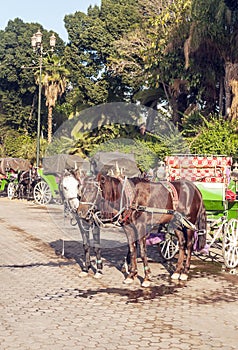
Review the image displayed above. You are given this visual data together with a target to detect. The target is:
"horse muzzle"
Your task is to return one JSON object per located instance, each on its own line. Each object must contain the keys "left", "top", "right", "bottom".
{"left": 68, "top": 197, "right": 80, "bottom": 211}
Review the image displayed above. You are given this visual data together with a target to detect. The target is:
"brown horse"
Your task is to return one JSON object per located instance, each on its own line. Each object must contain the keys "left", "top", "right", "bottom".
{"left": 94, "top": 174, "right": 207, "bottom": 286}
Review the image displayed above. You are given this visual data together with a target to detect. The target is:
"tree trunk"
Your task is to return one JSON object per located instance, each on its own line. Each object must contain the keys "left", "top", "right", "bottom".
{"left": 218, "top": 76, "right": 224, "bottom": 116}
{"left": 224, "top": 61, "right": 238, "bottom": 119}
{"left": 48, "top": 106, "right": 53, "bottom": 144}
{"left": 230, "top": 80, "right": 238, "bottom": 121}
{"left": 224, "top": 62, "right": 232, "bottom": 117}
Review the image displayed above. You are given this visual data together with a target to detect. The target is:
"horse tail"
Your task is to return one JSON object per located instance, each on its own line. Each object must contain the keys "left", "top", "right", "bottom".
{"left": 195, "top": 194, "right": 207, "bottom": 251}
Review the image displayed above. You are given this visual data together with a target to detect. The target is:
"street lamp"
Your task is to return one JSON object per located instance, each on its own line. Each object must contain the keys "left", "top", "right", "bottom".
{"left": 31, "top": 30, "right": 56, "bottom": 168}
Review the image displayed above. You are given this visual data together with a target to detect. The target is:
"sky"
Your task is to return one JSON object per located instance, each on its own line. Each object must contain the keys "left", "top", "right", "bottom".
{"left": 0, "top": 0, "right": 101, "bottom": 42}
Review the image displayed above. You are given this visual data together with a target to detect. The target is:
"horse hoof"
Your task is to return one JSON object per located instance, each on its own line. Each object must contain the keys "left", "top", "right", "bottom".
{"left": 180, "top": 273, "right": 188, "bottom": 281}
{"left": 142, "top": 280, "right": 151, "bottom": 288}
{"left": 123, "top": 277, "right": 134, "bottom": 284}
{"left": 79, "top": 271, "right": 89, "bottom": 278}
{"left": 94, "top": 271, "right": 103, "bottom": 279}
{"left": 171, "top": 272, "right": 180, "bottom": 280}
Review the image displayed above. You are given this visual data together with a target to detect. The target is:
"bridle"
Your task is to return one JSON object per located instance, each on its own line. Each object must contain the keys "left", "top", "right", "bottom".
{"left": 78, "top": 176, "right": 102, "bottom": 221}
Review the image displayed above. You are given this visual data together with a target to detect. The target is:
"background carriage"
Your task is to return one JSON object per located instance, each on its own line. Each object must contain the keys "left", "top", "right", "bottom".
{"left": 160, "top": 154, "right": 238, "bottom": 269}
{"left": 0, "top": 155, "right": 90, "bottom": 206}
{"left": 39, "top": 154, "right": 90, "bottom": 206}
{"left": 0, "top": 158, "right": 31, "bottom": 199}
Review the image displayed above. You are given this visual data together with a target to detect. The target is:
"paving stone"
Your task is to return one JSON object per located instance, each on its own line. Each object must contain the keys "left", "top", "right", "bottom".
{"left": 0, "top": 197, "right": 238, "bottom": 350}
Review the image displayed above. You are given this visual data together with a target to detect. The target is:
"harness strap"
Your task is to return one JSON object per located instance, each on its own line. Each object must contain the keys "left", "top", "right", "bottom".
{"left": 133, "top": 205, "right": 196, "bottom": 231}
{"left": 162, "top": 181, "right": 179, "bottom": 210}
{"left": 118, "top": 176, "right": 134, "bottom": 209}
{"left": 134, "top": 205, "right": 174, "bottom": 215}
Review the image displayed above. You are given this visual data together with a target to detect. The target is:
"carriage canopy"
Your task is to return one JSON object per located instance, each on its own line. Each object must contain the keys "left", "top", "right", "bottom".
{"left": 42, "top": 154, "right": 90, "bottom": 175}
{"left": 165, "top": 154, "right": 232, "bottom": 183}
{"left": 91, "top": 151, "right": 141, "bottom": 177}
{"left": 0, "top": 158, "right": 31, "bottom": 175}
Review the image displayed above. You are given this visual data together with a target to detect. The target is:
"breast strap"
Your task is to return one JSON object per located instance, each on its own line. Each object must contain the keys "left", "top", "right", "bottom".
{"left": 162, "top": 181, "right": 179, "bottom": 210}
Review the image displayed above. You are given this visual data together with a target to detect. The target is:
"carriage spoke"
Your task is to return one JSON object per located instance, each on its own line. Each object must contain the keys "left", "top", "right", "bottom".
{"left": 33, "top": 181, "right": 52, "bottom": 205}
{"left": 160, "top": 234, "right": 178, "bottom": 260}
{"left": 223, "top": 219, "right": 238, "bottom": 268}
{"left": 7, "top": 182, "right": 17, "bottom": 200}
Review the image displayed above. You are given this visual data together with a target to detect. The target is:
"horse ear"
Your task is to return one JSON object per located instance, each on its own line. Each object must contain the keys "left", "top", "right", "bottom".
{"left": 97, "top": 173, "right": 106, "bottom": 184}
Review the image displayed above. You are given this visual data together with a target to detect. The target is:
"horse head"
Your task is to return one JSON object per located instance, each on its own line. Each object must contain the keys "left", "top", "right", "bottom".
{"left": 77, "top": 176, "right": 101, "bottom": 220}
{"left": 97, "top": 174, "right": 121, "bottom": 201}
{"left": 61, "top": 171, "right": 81, "bottom": 211}
{"left": 97, "top": 173, "right": 126, "bottom": 220}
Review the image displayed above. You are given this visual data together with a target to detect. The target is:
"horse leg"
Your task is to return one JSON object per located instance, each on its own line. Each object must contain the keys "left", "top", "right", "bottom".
{"left": 121, "top": 246, "right": 131, "bottom": 274}
{"left": 78, "top": 219, "right": 91, "bottom": 277}
{"left": 83, "top": 241, "right": 91, "bottom": 273}
{"left": 180, "top": 230, "right": 194, "bottom": 281}
{"left": 20, "top": 185, "right": 24, "bottom": 199}
{"left": 171, "top": 230, "right": 186, "bottom": 280}
{"left": 123, "top": 226, "right": 138, "bottom": 284}
{"left": 92, "top": 225, "right": 103, "bottom": 279}
{"left": 17, "top": 184, "right": 22, "bottom": 199}
{"left": 139, "top": 236, "right": 151, "bottom": 287}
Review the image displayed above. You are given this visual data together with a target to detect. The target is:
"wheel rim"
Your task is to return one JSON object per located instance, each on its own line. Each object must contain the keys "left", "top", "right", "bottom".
{"left": 33, "top": 181, "right": 52, "bottom": 205}
{"left": 223, "top": 219, "right": 238, "bottom": 268}
{"left": 7, "top": 182, "right": 16, "bottom": 199}
{"left": 160, "top": 235, "right": 178, "bottom": 260}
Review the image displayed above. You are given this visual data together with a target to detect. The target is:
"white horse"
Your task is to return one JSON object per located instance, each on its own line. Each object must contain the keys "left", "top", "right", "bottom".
{"left": 61, "top": 170, "right": 103, "bottom": 278}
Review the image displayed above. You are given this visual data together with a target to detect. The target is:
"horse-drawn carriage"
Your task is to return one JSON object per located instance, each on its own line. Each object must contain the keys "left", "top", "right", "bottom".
{"left": 61, "top": 151, "right": 237, "bottom": 285}
{"left": 0, "top": 157, "right": 58, "bottom": 205}
{"left": 0, "top": 158, "right": 32, "bottom": 199}
{"left": 160, "top": 154, "right": 238, "bottom": 269}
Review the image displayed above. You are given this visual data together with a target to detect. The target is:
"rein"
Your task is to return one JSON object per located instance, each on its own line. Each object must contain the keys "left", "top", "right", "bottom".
{"left": 79, "top": 178, "right": 102, "bottom": 220}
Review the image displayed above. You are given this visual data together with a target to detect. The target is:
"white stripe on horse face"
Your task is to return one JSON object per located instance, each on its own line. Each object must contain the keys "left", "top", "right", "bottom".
{"left": 62, "top": 175, "right": 80, "bottom": 210}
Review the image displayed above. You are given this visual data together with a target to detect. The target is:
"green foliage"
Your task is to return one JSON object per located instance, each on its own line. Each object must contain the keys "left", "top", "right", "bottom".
{"left": 182, "top": 111, "right": 210, "bottom": 136}
{"left": 0, "top": 18, "right": 65, "bottom": 141}
{"left": 46, "top": 119, "right": 185, "bottom": 171}
{"left": 188, "top": 116, "right": 238, "bottom": 157}
{"left": 64, "top": 0, "right": 141, "bottom": 108}
{"left": 89, "top": 138, "right": 159, "bottom": 172}
{"left": 188, "top": 0, "right": 238, "bottom": 116}
{"left": 88, "top": 123, "right": 188, "bottom": 171}
{"left": 1, "top": 130, "right": 36, "bottom": 161}
{"left": 1, "top": 0, "right": 238, "bottom": 165}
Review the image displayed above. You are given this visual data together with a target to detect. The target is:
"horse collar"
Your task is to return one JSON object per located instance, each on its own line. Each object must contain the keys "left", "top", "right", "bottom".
{"left": 163, "top": 182, "right": 179, "bottom": 210}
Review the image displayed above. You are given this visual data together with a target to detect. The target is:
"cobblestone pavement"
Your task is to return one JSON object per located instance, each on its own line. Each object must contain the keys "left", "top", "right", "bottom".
{"left": 0, "top": 197, "right": 238, "bottom": 350}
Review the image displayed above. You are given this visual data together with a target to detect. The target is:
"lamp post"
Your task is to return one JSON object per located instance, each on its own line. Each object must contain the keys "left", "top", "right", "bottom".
{"left": 31, "top": 30, "right": 56, "bottom": 168}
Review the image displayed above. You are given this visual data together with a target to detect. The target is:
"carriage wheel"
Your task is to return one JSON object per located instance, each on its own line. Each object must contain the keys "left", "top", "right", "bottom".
{"left": 33, "top": 181, "right": 52, "bottom": 205}
{"left": 7, "top": 182, "right": 17, "bottom": 200}
{"left": 159, "top": 234, "right": 179, "bottom": 260}
{"left": 222, "top": 219, "right": 238, "bottom": 269}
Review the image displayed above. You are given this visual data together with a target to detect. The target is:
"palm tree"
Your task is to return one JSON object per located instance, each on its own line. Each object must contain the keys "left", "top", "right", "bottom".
{"left": 39, "top": 55, "right": 69, "bottom": 143}
{"left": 185, "top": 0, "right": 238, "bottom": 119}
